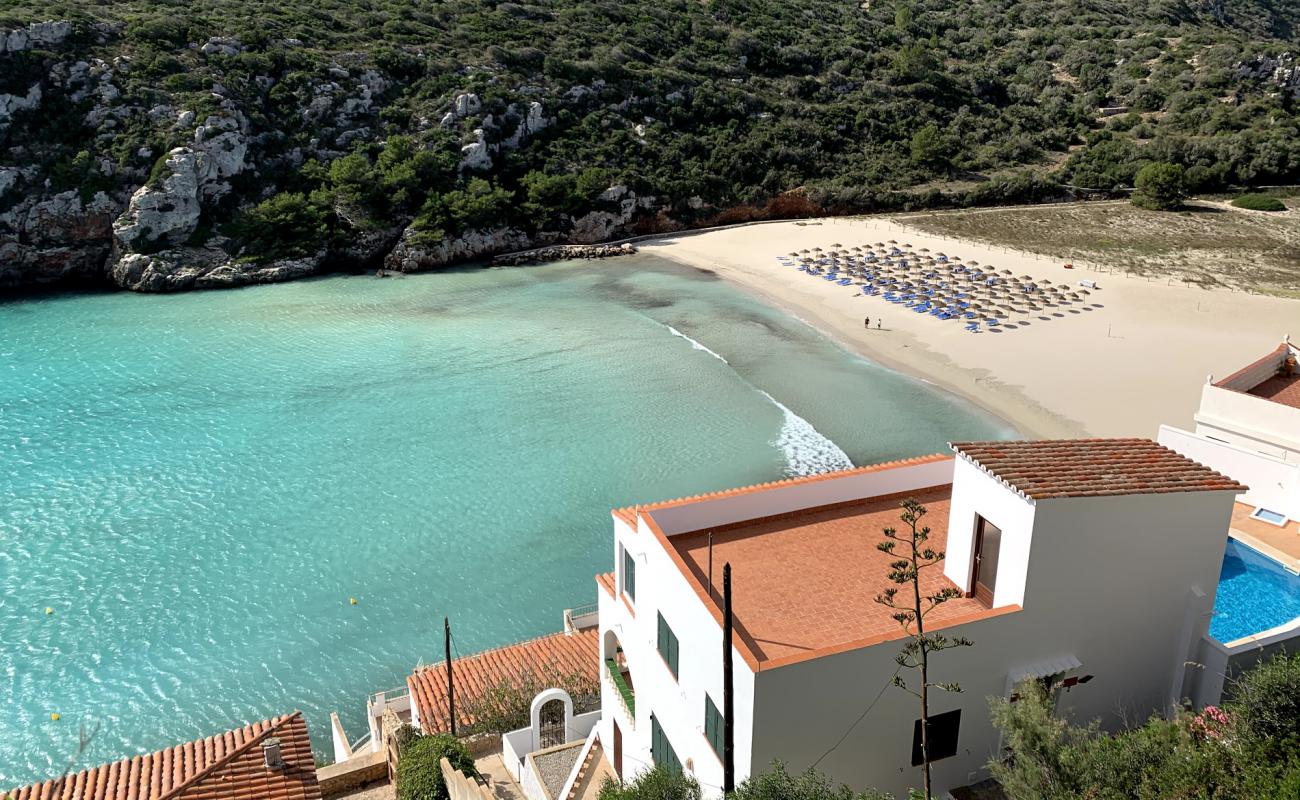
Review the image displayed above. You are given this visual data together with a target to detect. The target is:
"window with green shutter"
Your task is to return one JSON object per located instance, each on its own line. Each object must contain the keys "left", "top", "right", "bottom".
{"left": 622, "top": 547, "right": 636, "bottom": 602}
{"left": 651, "top": 713, "right": 682, "bottom": 774}
{"left": 657, "top": 612, "right": 679, "bottom": 679}
{"left": 704, "top": 695, "right": 724, "bottom": 759}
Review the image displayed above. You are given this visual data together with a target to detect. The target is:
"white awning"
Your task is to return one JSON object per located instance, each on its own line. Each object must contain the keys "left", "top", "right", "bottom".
{"left": 1009, "top": 654, "right": 1082, "bottom": 684}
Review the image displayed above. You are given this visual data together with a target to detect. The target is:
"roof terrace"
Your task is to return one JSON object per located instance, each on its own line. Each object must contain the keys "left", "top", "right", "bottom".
{"left": 667, "top": 484, "right": 1006, "bottom": 667}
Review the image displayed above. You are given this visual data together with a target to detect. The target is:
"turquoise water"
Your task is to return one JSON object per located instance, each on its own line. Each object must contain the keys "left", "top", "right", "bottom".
{"left": 1211, "top": 538, "right": 1300, "bottom": 643}
{"left": 0, "top": 256, "right": 1012, "bottom": 784}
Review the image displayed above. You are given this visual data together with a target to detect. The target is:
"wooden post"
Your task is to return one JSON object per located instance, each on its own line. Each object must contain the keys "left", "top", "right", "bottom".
{"left": 445, "top": 616, "right": 456, "bottom": 736}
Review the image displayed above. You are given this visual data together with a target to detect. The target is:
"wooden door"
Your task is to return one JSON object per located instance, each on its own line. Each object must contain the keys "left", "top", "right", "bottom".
{"left": 971, "top": 515, "right": 1002, "bottom": 606}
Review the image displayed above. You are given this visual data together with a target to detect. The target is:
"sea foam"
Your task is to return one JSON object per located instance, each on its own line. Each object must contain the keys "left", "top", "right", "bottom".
{"left": 662, "top": 323, "right": 853, "bottom": 477}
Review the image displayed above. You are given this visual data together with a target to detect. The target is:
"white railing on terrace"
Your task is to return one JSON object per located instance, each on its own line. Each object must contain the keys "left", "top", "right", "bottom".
{"left": 565, "top": 603, "right": 600, "bottom": 633}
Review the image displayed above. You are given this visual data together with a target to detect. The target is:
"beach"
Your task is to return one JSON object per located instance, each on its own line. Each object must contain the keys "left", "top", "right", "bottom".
{"left": 644, "top": 213, "right": 1300, "bottom": 439}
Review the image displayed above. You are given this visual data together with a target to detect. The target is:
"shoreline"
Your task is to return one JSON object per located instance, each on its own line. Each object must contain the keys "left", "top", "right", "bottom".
{"left": 641, "top": 214, "right": 1300, "bottom": 439}
{"left": 648, "top": 247, "right": 1072, "bottom": 440}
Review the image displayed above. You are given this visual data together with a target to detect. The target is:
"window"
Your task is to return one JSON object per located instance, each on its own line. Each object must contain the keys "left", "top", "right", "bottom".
{"left": 622, "top": 547, "right": 636, "bottom": 601}
{"left": 704, "top": 695, "right": 724, "bottom": 759}
{"left": 657, "top": 612, "right": 679, "bottom": 679}
{"left": 911, "top": 709, "right": 961, "bottom": 766}
{"left": 651, "top": 713, "right": 681, "bottom": 773}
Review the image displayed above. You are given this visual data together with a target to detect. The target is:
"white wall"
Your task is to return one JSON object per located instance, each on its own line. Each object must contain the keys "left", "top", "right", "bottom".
{"left": 1159, "top": 425, "right": 1298, "bottom": 518}
{"left": 748, "top": 489, "right": 1239, "bottom": 799}
{"left": 648, "top": 459, "right": 953, "bottom": 536}
{"left": 944, "top": 457, "right": 1037, "bottom": 607}
{"left": 600, "top": 514, "right": 758, "bottom": 797}
{"left": 1195, "top": 384, "right": 1300, "bottom": 462}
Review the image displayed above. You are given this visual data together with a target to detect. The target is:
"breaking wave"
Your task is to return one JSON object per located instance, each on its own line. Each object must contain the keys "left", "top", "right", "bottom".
{"left": 661, "top": 322, "right": 853, "bottom": 477}
{"left": 666, "top": 325, "right": 729, "bottom": 364}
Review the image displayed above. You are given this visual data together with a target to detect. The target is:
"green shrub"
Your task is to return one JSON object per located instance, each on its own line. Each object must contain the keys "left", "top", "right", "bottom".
{"left": 1229, "top": 651, "right": 1300, "bottom": 745}
{"left": 1231, "top": 193, "right": 1287, "bottom": 211}
{"left": 598, "top": 766, "right": 702, "bottom": 800}
{"left": 396, "top": 734, "right": 477, "bottom": 800}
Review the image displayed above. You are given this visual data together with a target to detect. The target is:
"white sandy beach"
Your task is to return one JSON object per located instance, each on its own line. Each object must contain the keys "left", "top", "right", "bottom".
{"left": 643, "top": 214, "right": 1300, "bottom": 439}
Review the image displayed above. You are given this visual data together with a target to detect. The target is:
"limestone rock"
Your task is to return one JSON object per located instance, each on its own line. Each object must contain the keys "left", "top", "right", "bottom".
{"left": 454, "top": 92, "right": 481, "bottom": 117}
{"left": 200, "top": 37, "right": 243, "bottom": 57}
{"left": 0, "top": 20, "right": 72, "bottom": 53}
{"left": 110, "top": 247, "right": 322, "bottom": 292}
{"left": 112, "top": 148, "right": 203, "bottom": 250}
{"left": 385, "top": 226, "right": 533, "bottom": 272}
{"left": 459, "top": 129, "right": 492, "bottom": 171}
{"left": 504, "top": 101, "right": 549, "bottom": 147}
{"left": 0, "top": 85, "right": 42, "bottom": 129}
{"left": 0, "top": 189, "right": 121, "bottom": 288}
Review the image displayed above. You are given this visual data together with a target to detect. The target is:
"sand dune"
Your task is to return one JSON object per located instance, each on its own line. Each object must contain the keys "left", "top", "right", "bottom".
{"left": 644, "top": 215, "right": 1299, "bottom": 439}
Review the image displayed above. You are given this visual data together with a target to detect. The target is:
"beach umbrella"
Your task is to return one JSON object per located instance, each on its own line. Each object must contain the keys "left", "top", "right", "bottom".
{"left": 1001, "top": 269, "right": 1014, "bottom": 275}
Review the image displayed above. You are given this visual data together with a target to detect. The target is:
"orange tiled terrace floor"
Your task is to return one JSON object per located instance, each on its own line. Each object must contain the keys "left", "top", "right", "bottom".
{"left": 670, "top": 485, "right": 1000, "bottom": 663}
{"left": 1230, "top": 501, "right": 1300, "bottom": 569}
{"left": 1248, "top": 373, "right": 1300, "bottom": 409}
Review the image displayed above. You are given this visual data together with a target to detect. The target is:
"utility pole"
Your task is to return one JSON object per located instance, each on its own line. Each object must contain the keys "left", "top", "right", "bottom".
{"left": 445, "top": 616, "right": 456, "bottom": 736}
{"left": 723, "top": 563, "right": 735, "bottom": 794}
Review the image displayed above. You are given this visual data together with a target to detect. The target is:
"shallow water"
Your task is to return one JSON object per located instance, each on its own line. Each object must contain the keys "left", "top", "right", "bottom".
{"left": 0, "top": 256, "right": 1011, "bottom": 783}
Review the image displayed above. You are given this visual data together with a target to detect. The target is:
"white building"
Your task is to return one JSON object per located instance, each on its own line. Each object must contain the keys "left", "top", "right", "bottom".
{"left": 594, "top": 439, "right": 1246, "bottom": 799}
{"left": 1158, "top": 336, "right": 1300, "bottom": 524}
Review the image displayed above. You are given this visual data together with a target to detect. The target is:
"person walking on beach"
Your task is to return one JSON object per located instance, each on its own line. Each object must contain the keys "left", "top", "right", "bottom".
{"left": 877, "top": 319, "right": 882, "bottom": 330}
{"left": 864, "top": 316, "right": 870, "bottom": 329}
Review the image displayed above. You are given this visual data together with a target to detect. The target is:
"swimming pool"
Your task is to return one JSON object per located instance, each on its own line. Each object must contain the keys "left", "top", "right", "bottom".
{"left": 1211, "top": 538, "right": 1300, "bottom": 643}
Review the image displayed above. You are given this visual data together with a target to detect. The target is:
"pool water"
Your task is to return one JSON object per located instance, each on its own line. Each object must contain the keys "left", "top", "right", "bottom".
{"left": 1210, "top": 538, "right": 1300, "bottom": 643}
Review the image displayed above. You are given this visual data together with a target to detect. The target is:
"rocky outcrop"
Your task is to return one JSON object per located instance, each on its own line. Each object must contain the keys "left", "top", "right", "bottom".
{"left": 570, "top": 185, "right": 657, "bottom": 243}
{"left": 112, "top": 148, "right": 204, "bottom": 250}
{"left": 0, "top": 85, "right": 42, "bottom": 130}
{"left": 0, "top": 189, "right": 121, "bottom": 288}
{"left": 384, "top": 227, "right": 535, "bottom": 272}
{"left": 492, "top": 243, "right": 636, "bottom": 266}
{"left": 110, "top": 247, "right": 321, "bottom": 292}
{"left": 0, "top": 20, "right": 72, "bottom": 53}
{"left": 459, "top": 128, "right": 492, "bottom": 171}
{"left": 1236, "top": 53, "right": 1300, "bottom": 98}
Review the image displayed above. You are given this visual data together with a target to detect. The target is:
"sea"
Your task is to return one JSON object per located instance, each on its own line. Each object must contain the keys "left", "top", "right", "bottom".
{"left": 0, "top": 255, "right": 1012, "bottom": 784}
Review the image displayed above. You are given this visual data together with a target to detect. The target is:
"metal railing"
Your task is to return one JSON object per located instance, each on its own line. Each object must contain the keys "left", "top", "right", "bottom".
{"left": 604, "top": 658, "right": 635, "bottom": 720}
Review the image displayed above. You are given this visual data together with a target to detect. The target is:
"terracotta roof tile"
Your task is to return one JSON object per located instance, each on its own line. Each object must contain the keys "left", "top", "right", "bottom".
{"left": 6, "top": 713, "right": 320, "bottom": 800}
{"left": 407, "top": 630, "right": 599, "bottom": 736}
{"left": 950, "top": 438, "right": 1249, "bottom": 500}
{"left": 596, "top": 572, "right": 615, "bottom": 599}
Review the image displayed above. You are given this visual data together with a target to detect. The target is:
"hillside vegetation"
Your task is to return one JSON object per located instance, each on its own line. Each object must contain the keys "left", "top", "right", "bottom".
{"left": 3, "top": 0, "right": 1300, "bottom": 290}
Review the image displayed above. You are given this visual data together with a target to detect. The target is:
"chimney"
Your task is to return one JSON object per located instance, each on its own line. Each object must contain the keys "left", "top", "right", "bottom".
{"left": 262, "top": 737, "right": 285, "bottom": 770}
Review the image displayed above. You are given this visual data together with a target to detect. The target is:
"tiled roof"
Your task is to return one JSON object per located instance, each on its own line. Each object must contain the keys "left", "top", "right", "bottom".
{"left": 6, "top": 713, "right": 320, "bottom": 800}
{"left": 407, "top": 629, "right": 599, "bottom": 736}
{"left": 951, "top": 438, "right": 1248, "bottom": 500}
{"left": 596, "top": 572, "right": 615, "bottom": 598}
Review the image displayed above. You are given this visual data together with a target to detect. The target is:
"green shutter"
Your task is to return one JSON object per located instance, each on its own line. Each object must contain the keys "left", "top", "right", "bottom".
{"left": 651, "top": 714, "right": 681, "bottom": 774}
{"left": 623, "top": 549, "right": 635, "bottom": 601}
{"left": 657, "top": 612, "right": 679, "bottom": 679}
{"left": 705, "top": 695, "right": 724, "bottom": 759}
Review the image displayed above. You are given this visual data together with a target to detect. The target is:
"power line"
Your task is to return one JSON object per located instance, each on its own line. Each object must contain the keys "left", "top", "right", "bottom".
{"left": 809, "top": 664, "right": 902, "bottom": 770}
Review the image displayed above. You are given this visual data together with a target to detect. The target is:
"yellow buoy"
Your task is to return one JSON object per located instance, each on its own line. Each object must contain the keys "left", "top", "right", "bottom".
{"left": 50, "top": 713, "right": 60, "bottom": 721}
{"left": 45, "top": 607, "right": 53, "bottom": 615}
{"left": 349, "top": 597, "right": 357, "bottom": 605}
